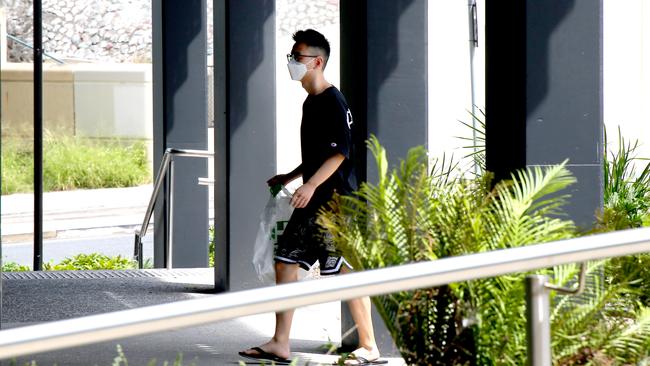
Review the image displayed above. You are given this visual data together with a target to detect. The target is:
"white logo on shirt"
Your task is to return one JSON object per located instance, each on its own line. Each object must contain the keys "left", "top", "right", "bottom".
{"left": 346, "top": 109, "right": 353, "bottom": 129}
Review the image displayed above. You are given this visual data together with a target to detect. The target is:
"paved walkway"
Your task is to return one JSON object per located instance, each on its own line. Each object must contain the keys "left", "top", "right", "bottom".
{"left": 1, "top": 185, "right": 155, "bottom": 242}
{"left": 1, "top": 269, "right": 404, "bottom": 365}
{"left": 0, "top": 188, "right": 405, "bottom": 365}
{"left": 2, "top": 269, "right": 403, "bottom": 366}
{"left": 1, "top": 184, "right": 215, "bottom": 243}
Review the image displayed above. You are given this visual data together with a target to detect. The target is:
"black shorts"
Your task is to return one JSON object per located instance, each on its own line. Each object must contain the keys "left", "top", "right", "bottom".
{"left": 274, "top": 208, "right": 352, "bottom": 275}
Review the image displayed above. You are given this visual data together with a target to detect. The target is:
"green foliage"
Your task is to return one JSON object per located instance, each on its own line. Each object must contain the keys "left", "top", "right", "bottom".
{"left": 1, "top": 261, "right": 31, "bottom": 272}
{"left": 1, "top": 133, "right": 151, "bottom": 195}
{"left": 113, "top": 344, "right": 129, "bottom": 366}
{"left": 551, "top": 262, "right": 650, "bottom": 365}
{"left": 209, "top": 225, "right": 215, "bottom": 267}
{"left": 43, "top": 253, "right": 135, "bottom": 271}
{"left": 319, "top": 136, "right": 650, "bottom": 365}
{"left": 2, "top": 253, "right": 138, "bottom": 272}
{"left": 605, "top": 253, "right": 650, "bottom": 309}
{"left": 457, "top": 107, "right": 486, "bottom": 174}
{"left": 598, "top": 127, "right": 650, "bottom": 231}
{"left": 595, "top": 127, "right": 650, "bottom": 325}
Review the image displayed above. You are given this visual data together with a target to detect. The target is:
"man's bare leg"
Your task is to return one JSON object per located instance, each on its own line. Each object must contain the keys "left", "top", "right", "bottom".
{"left": 341, "top": 266, "right": 380, "bottom": 361}
{"left": 241, "top": 261, "right": 298, "bottom": 359}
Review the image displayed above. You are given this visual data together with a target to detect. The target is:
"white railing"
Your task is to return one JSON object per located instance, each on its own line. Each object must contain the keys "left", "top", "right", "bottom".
{"left": 2, "top": 227, "right": 650, "bottom": 364}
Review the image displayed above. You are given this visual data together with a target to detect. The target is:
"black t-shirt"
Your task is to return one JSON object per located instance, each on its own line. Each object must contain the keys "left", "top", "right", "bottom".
{"left": 300, "top": 86, "right": 357, "bottom": 212}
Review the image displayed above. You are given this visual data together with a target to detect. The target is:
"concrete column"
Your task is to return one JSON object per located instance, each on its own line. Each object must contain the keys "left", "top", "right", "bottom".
{"left": 152, "top": 0, "right": 209, "bottom": 268}
{"left": 485, "top": 0, "right": 603, "bottom": 228}
{"left": 342, "top": 0, "right": 428, "bottom": 179}
{"left": 0, "top": 6, "right": 7, "bottom": 63}
{"left": 213, "top": 0, "right": 276, "bottom": 291}
{"left": 340, "top": 0, "right": 427, "bottom": 354}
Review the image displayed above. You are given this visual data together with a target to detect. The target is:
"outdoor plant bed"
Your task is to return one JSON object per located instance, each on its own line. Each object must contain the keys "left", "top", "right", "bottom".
{"left": 319, "top": 136, "right": 650, "bottom": 365}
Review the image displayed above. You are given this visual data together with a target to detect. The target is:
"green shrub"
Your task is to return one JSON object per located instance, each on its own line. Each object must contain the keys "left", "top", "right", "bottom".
{"left": 209, "top": 225, "right": 215, "bottom": 267}
{"left": 595, "top": 128, "right": 650, "bottom": 319}
{"left": 597, "top": 127, "right": 650, "bottom": 231}
{"left": 43, "top": 253, "right": 136, "bottom": 271}
{"left": 319, "top": 136, "right": 650, "bottom": 365}
{"left": 1, "top": 133, "right": 151, "bottom": 195}
{"left": 2, "top": 253, "right": 137, "bottom": 272}
{"left": 1, "top": 261, "right": 31, "bottom": 272}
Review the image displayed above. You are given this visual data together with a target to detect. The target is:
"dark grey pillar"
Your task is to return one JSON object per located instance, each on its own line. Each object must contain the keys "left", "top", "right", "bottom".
{"left": 153, "top": 0, "right": 209, "bottom": 268}
{"left": 212, "top": 0, "right": 228, "bottom": 292}
{"left": 340, "top": 0, "right": 427, "bottom": 355}
{"left": 342, "top": 0, "right": 428, "bottom": 179}
{"left": 213, "top": 0, "right": 276, "bottom": 291}
{"left": 485, "top": 0, "right": 603, "bottom": 228}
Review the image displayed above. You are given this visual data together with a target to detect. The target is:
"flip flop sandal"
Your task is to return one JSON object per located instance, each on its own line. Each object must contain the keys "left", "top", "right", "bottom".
{"left": 239, "top": 346, "right": 292, "bottom": 365}
{"left": 334, "top": 354, "right": 389, "bottom": 366}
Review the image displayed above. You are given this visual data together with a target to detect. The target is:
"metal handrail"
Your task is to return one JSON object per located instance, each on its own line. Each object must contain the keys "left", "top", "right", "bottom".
{"left": 133, "top": 148, "right": 214, "bottom": 269}
{"left": 1, "top": 227, "right": 649, "bottom": 361}
{"left": 6, "top": 34, "right": 66, "bottom": 64}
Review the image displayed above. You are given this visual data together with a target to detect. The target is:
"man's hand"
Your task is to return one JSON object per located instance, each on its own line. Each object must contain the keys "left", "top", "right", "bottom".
{"left": 291, "top": 182, "right": 316, "bottom": 208}
{"left": 266, "top": 174, "right": 290, "bottom": 187}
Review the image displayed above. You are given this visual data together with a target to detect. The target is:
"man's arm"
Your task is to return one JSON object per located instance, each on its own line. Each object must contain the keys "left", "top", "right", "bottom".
{"left": 291, "top": 153, "right": 345, "bottom": 208}
{"left": 267, "top": 164, "right": 303, "bottom": 186}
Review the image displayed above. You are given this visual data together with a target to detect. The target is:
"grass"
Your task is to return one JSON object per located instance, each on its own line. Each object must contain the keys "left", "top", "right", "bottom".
{"left": 1, "top": 133, "right": 151, "bottom": 195}
{"left": 2, "top": 253, "right": 138, "bottom": 272}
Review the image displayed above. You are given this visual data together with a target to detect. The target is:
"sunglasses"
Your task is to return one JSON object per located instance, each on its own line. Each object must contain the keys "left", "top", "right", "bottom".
{"left": 286, "top": 52, "right": 319, "bottom": 62}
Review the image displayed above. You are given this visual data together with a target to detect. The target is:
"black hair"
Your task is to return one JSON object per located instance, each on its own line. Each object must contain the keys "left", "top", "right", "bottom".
{"left": 292, "top": 29, "right": 330, "bottom": 68}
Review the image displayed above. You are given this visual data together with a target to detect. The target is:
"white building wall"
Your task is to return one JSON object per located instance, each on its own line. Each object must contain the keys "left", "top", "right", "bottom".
{"left": 604, "top": 0, "right": 650, "bottom": 165}
{"left": 427, "top": 1, "right": 485, "bottom": 168}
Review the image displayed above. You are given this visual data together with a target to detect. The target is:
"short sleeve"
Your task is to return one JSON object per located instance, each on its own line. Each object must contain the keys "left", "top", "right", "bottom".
{"left": 323, "top": 94, "right": 353, "bottom": 159}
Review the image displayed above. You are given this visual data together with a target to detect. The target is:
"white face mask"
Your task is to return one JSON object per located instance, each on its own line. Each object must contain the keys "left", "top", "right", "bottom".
{"left": 287, "top": 58, "right": 314, "bottom": 81}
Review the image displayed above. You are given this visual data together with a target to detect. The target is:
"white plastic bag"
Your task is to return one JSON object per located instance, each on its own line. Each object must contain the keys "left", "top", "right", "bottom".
{"left": 252, "top": 186, "right": 294, "bottom": 284}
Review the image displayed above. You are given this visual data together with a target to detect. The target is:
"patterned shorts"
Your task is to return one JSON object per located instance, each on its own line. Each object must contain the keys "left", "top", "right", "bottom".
{"left": 274, "top": 208, "right": 352, "bottom": 275}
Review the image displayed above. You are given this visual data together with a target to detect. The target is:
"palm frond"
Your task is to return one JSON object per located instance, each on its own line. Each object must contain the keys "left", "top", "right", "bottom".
{"left": 317, "top": 136, "right": 650, "bottom": 365}
{"left": 603, "top": 307, "right": 650, "bottom": 363}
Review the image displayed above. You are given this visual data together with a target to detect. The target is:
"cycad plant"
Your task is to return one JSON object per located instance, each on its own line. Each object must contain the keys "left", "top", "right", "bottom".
{"left": 318, "top": 136, "right": 650, "bottom": 365}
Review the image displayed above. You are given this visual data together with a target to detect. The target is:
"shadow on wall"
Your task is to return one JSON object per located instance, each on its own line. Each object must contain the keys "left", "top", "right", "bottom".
{"left": 526, "top": 0, "right": 575, "bottom": 118}
{"left": 162, "top": 0, "right": 206, "bottom": 136}
{"left": 485, "top": 0, "right": 577, "bottom": 182}
{"left": 341, "top": 0, "right": 425, "bottom": 182}
{"left": 228, "top": 0, "right": 275, "bottom": 132}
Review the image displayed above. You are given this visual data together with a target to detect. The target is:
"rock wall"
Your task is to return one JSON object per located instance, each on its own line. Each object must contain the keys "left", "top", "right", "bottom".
{"left": 3, "top": 0, "right": 338, "bottom": 63}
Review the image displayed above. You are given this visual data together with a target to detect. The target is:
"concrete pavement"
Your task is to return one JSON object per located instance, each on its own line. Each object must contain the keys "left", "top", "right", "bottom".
{"left": 0, "top": 187, "right": 405, "bottom": 365}
{"left": 1, "top": 184, "right": 215, "bottom": 242}
{"left": 1, "top": 269, "right": 405, "bottom": 365}
{"left": 1, "top": 185, "right": 155, "bottom": 243}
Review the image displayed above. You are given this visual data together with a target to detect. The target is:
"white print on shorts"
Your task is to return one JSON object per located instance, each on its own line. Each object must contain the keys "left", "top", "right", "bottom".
{"left": 325, "top": 256, "right": 338, "bottom": 269}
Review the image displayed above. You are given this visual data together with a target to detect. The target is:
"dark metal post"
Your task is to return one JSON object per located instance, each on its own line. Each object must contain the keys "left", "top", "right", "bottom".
{"left": 212, "top": 0, "right": 229, "bottom": 292}
{"left": 33, "top": 0, "right": 43, "bottom": 271}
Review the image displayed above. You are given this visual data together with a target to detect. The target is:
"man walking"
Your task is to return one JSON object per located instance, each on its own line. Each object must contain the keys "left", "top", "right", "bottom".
{"left": 239, "top": 29, "right": 385, "bottom": 366}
